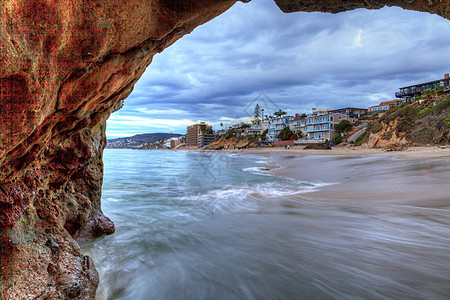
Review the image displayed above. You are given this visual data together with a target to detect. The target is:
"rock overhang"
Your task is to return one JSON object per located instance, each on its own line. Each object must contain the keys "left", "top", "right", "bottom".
{"left": 0, "top": 0, "right": 448, "bottom": 298}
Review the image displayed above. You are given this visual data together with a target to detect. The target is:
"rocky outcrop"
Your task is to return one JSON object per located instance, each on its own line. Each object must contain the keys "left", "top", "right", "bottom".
{"left": 363, "top": 96, "right": 450, "bottom": 148}
{"left": 1, "top": 0, "right": 449, "bottom": 298}
{"left": 303, "top": 143, "right": 332, "bottom": 150}
{"left": 204, "top": 136, "right": 260, "bottom": 150}
{"left": 274, "top": 0, "right": 450, "bottom": 17}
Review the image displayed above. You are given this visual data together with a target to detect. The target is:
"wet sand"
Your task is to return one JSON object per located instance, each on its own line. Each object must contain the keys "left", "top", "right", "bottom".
{"left": 259, "top": 152, "right": 450, "bottom": 298}
{"left": 236, "top": 145, "right": 450, "bottom": 159}
{"left": 270, "top": 152, "right": 450, "bottom": 203}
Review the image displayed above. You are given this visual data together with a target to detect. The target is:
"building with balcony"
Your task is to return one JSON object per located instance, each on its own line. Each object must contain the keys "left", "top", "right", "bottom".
{"left": 304, "top": 112, "right": 352, "bottom": 141}
{"left": 395, "top": 73, "right": 450, "bottom": 103}
{"left": 245, "top": 121, "right": 269, "bottom": 136}
{"left": 329, "top": 107, "right": 368, "bottom": 118}
{"left": 198, "top": 134, "right": 216, "bottom": 147}
{"left": 368, "top": 100, "right": 400, "bottom": 113}
{"left": 267, "top": 116, "right": 295, "bottom": 142}
{"left": 186, "top": 122, "right": 212, "bottom": 148}
{"left": 311, "top": 108, "right": 335, "bottom": 116}
{"left": 289, "top": 114, "right": 307, "bottom": 136}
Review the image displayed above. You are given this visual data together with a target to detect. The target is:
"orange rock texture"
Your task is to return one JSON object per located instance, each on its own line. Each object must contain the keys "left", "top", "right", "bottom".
{"left": 0, "top": 0, "right": 449, "bottom": 298}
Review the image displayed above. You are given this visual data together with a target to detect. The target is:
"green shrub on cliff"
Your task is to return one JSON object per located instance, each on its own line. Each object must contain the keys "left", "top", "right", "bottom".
{"left": 330, "top": 134, "right": 343, "bottom": 145}
{"left": 278, "top": 126, "right": 293, "bottom": 141}
{"left": 433, "top": 97, "right": 450, "bottom": 114}
{"left": 383, "top": 105, "right": 419, "bottom": 133}
{"left": 355, "top": 131, "right": 367, "bottom": 146}
{"left": 334, "top": 120, "right": 352, "bottom": 133}
{"left": 356, "top": 95, "right": 450, "bottom": 146}
{"left": 421, "top": 86, "right": 444, "bottom": 99}
{"left": 260, "top": 129, "right": 268, "bottom": 141}
{"left": 444, "top": 118, "right": 450, "bottom": 129}
{"left": 418, "top": 107, "right": 432, "bottom": 118}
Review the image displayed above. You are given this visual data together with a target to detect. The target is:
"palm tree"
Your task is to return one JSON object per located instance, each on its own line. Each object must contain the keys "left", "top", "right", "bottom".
{"left": 273, "top": 109, "right": 287, "bottom": 118}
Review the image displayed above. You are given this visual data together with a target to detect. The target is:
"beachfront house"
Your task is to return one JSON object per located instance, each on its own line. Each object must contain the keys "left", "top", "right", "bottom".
{"left": 245, "top": 121, "right": 269, "bottom": 136}
{"left": 329, "top": 107, "right": 368, "bottom": 118}
{"left": 289, "top": 114, "right": 307, "bottom": 136}
{"left": 368, "top": 100, "right": 400, "bottom": 113}
{"left": 311, "top": 108, "right": 335, "bottom": 116}
{"left": 395, "top": 73, "right": 450, "bottom": 103}
{"left": 304, "top": 112, "right": 353, "bottom": 142}
{"left": 267, "top": 116, "right": 295, "bottom": 142}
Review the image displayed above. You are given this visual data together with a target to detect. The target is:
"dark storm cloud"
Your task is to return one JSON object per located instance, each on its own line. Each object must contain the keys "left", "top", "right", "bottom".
{"left": 106, "top": 0, "right": 450, "bottom": 137}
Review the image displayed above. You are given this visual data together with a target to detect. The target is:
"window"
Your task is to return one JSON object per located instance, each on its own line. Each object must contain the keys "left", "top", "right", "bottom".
{"left": 339, "top": 116, "right": 342, "bottom": 120}
{"left": 330, "top": 116, "right": 333, "bottom": 121}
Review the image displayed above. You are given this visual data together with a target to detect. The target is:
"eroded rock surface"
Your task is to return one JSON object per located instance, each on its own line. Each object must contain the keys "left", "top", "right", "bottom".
{"left": 0, "top": 0, "right": 448, "bottom": 298}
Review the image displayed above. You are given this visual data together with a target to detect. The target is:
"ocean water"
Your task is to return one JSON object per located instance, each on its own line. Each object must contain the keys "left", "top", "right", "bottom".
{"left": 82, "top": 149, "right": 450, "bottom": 300}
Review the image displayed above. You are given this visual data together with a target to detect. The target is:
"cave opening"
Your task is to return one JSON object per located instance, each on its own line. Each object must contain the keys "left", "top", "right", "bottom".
{"left": 105, "top": 1, "right": 450, "bottom": 139}
{"left": 88, "top": 2, "right": 450, "bottom": 299}
{"left": 2, "top": 0, "right": 450, "bottom": 299}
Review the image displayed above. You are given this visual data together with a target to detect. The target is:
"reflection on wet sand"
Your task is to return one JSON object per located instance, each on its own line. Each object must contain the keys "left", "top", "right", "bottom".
{"left": 83, "top": 150, "right": 450, "bottom": 299}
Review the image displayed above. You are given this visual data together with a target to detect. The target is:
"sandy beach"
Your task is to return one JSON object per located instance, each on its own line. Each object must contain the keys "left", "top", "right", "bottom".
{"left": 188, "top": 145, "right": 450, "bottom": 159}
{"left": 236, "top": 145, "right": 450, "bottom": 204}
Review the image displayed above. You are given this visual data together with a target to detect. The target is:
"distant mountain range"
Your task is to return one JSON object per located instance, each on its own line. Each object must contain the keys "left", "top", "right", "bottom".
{"left": 106, "top": 133, "right": 183, "bottom": 149}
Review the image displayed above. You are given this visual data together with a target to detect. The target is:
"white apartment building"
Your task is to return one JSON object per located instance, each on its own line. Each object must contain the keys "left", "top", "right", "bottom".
{"left": 245, "top": 121, "right": 269, "bottom": 135}
{"left": 267, "top": 116, "right": 295, "bottom": 142}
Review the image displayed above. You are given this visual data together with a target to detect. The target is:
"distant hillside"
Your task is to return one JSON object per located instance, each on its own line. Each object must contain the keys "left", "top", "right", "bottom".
{"left": 106, "top": 133, "right": 182, "bottom": 149}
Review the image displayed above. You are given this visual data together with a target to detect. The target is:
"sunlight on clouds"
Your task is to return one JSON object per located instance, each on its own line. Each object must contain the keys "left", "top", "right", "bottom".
{"left": 187, "top": 73, "right": 202, "bottom": 87}
{"left": 353, "top": 30, "right": 363, "bottom": 48}
{"left": 200, "top": 103, "right": 228, "bottom": 109}
{"left": 108, "top": 115, "right": 216, "bottom": 129}
{"left": 108, "top": 115, "right": 196, "bottom": 127}
{"left": 219, "top": 116, "right": 253, "bottom": 124}
{"left": 135, "top": 107, "right": 189, "bottom": 115}
{"left": 368, "top": 92, "right": 391, "bottom": 104}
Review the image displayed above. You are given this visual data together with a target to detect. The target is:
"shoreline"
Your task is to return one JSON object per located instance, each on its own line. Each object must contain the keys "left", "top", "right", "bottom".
{"left": 250, "top": 146, "right": 450, "bottom": 206}
{"left": 175, "top": 145, "right": 450, "bottom": 159}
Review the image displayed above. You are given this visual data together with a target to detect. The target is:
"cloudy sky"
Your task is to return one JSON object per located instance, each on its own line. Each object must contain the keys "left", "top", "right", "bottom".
{"left": 106, "top": 0, "right": 450, "bottom": 138}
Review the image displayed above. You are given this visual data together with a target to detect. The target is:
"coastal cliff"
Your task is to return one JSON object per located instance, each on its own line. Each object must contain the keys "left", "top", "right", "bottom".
{"left": 1, "top": 0, "right": 449, "bottom": 298}
{"left": 205, "top": 136, "right": 260, "bottom": 150}
{"left": 360, "top": 96, "right": 450, "bottom": 148}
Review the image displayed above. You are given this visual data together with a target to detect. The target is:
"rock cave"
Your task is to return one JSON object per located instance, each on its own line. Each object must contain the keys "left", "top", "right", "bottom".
{"left": 0, "top": 0, "right": 449, "bottom": 298}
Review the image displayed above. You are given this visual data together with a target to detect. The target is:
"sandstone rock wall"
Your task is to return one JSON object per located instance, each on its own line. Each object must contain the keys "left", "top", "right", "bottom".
{"left": 275, "top": 0, "right": 449, "bottom": 17}
{"left": 1, "top": 0, "right": 448, "bottom": 298}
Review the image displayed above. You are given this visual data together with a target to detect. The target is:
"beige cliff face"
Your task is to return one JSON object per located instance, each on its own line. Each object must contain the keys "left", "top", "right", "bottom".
{"left": 367, "top": 119, "right": 410, "bottom": 148}
{"left": 205, "top": 136, "right": 261, "bottom": 150}
{"left": 0, "top": 0, "right": 449, "bottom": 298}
